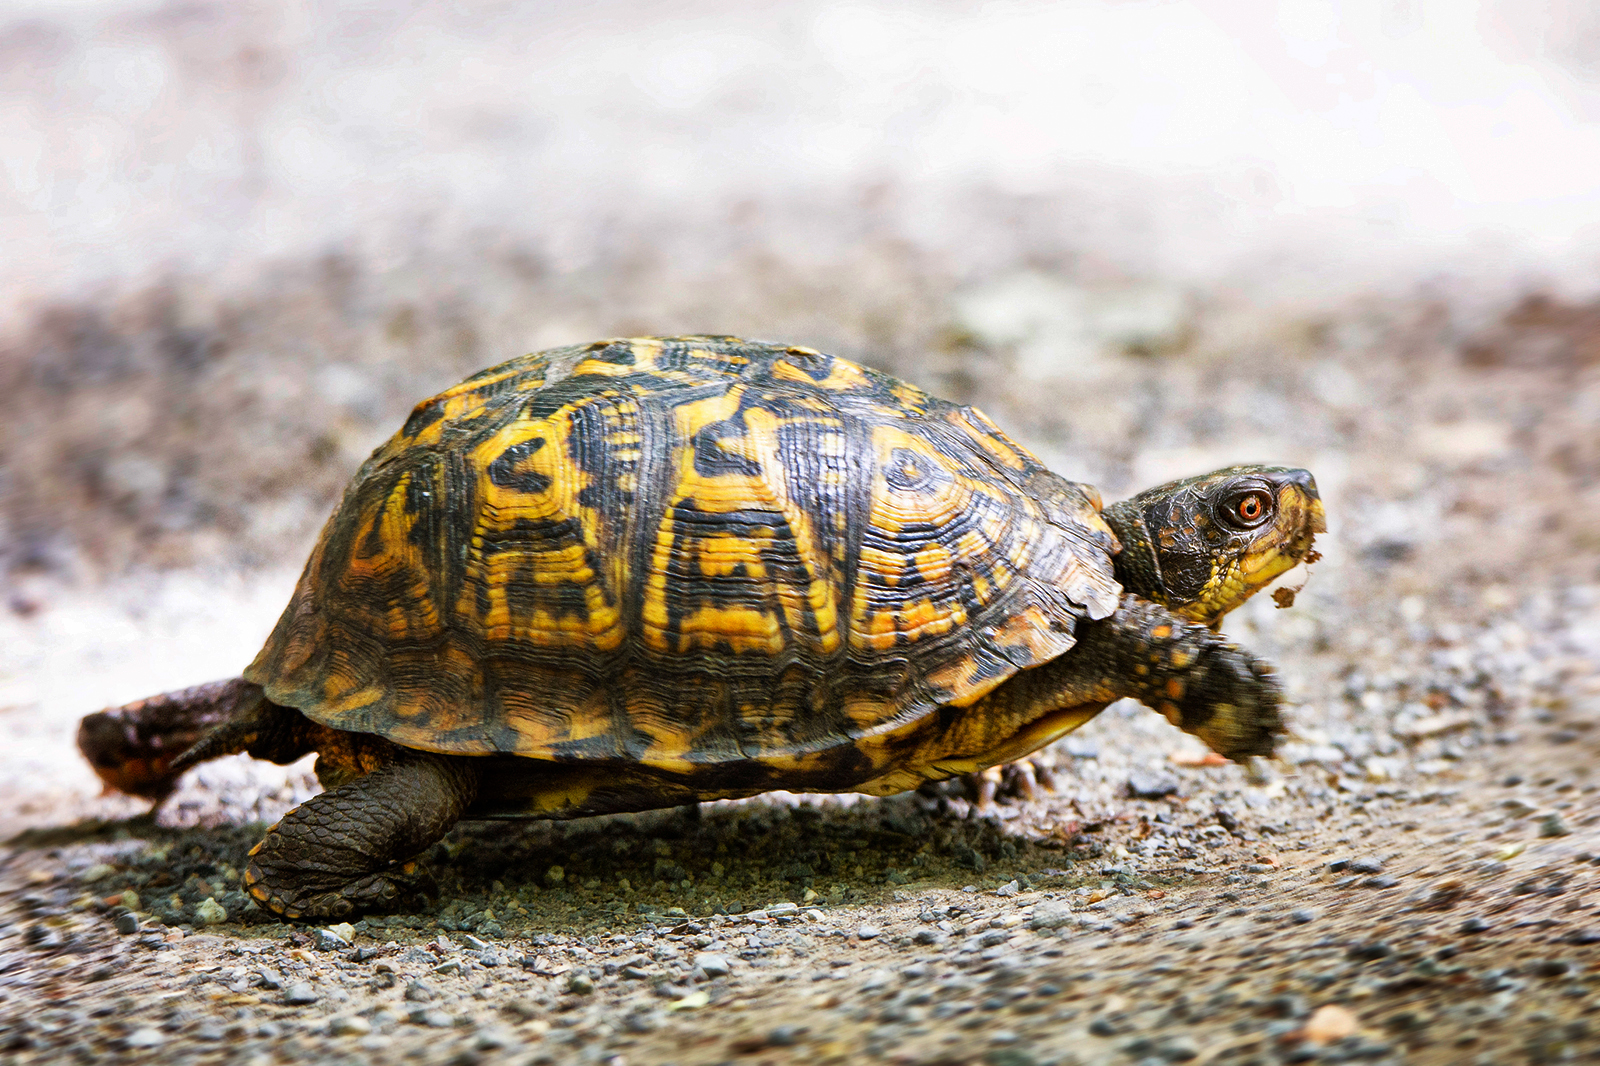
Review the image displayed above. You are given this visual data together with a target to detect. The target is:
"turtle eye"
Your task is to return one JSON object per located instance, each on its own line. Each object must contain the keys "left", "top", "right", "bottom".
{"left": 1220, "top": 488, "right": 1273, "bottom": 530}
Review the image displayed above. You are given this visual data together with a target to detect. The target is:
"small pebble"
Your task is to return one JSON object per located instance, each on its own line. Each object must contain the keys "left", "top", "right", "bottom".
{"left": 1539, "top": 815, "right": 1571, "bottom": 838}
{"left": 329, "top": 1016, "right": 372, "bottom": 1037}
{"left": 986, "top": 1051, "right": 1039, "bottom": 1066}
{"left": 1289, "top": 909, "right": 1317, "bottom": 925}
{"left": 1304, "top": 1004, "right": 1358, "bottom": 1045}
{"left": 1029, "top": 902, "right": 1074, "bottom": 931}
{"left": 114, "top": 913, "right": 140, "bottom": 936}
{"left": 314, "top": 927, "right": 350, "bottom": 951}
{"left": 474, "top": 1026, "right": 516, "bottom": 1050}
{"left": 693, "top": 953, "right": 732, "bottom": 978}
{"left": 124, "top": 1028, "right": 165, "bottom": 1049}
{"left": 283, "top": 982, "right": 319, "bottom": 1005}
{"left": 1460, "top": 917, "right": 1491, "bottom": 935}
{"left": 1159, "top": 1035, "right": 1200, "bottom": 1061}
{"left": 193, "top": 898, "right": 227, "bottom": 926}
{"left": 1127, "top": 769, "right": 1179, "bottom": 799}
{"left": 856, "top": 924, "right": 882, "bottom": 940}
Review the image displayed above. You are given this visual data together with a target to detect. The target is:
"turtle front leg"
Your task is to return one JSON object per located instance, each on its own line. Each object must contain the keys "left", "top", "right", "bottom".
{"left": 244, "top": 752, "right": 480, "bottom": 919}
{"left": 1080, "top": 595, "right": 1284, "bottom": 759}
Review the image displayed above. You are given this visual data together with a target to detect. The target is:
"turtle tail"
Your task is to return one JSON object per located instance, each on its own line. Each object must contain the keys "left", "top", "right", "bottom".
{"left": 77, "top": 678, "right": 270, "bottom": 802}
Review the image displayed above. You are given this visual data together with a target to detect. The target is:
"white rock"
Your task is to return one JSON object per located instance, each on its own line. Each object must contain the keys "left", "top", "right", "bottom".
{"left": 692, "top": 952, "right": 732, "bottom": 978}
{"left": 194, "top": 897, "right": 228, "bottom": 926}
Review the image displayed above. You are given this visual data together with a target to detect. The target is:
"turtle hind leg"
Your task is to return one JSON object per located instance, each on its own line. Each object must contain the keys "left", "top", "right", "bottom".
{"left": 244, "top": 751, "right": 480, "bottom": 919}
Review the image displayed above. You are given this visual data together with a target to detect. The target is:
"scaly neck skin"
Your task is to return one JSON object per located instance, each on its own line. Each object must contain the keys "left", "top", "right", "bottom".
{"left": 1102, "top": 499, "right": 1168, "bottom": 609}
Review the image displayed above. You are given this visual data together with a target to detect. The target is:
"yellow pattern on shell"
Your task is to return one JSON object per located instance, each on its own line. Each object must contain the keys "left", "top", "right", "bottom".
{"left": 462, "top": 409, "right": 625, "bottom": 651}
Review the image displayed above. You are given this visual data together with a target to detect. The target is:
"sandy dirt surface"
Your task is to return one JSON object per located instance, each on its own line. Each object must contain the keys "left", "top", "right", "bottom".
{"left": 3, "top": 284, "right": 1599, "bottom": 1065}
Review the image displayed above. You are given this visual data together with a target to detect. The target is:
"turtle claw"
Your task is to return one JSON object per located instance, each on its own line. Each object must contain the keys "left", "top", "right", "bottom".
{"left": 245, "top": 860, "right": 433, "bottom": 919}
{"left": 972, "top": 757, "right": 1058, "bottom": 811}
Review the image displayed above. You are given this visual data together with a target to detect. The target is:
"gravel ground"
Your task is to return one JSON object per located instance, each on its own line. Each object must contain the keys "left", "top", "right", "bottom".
{"left": 3, "top": 278, "right": 1599, "bottom": 1065}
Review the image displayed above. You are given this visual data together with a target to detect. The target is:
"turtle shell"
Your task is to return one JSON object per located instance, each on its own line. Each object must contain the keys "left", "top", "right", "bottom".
{"left": 247, "top": 337, "right": 1121, "bottom": 787}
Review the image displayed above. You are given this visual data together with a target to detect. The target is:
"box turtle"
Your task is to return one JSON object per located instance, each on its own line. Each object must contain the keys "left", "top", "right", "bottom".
{"left": 79, "top": 336, "right": 1323, "bottom": 919}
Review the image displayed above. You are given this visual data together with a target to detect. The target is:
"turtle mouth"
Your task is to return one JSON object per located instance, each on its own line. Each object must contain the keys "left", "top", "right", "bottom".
{"left": 1258, "top": 489, "right": 1325, "bottom": 610}
{"left": 1293, "top": 491, "right": 1326, "bottom": 571}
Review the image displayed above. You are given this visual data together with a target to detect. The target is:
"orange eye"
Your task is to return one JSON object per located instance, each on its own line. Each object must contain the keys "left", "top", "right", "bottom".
{"left": 1220, "top": 488, "right": 1272, "bottom": 529}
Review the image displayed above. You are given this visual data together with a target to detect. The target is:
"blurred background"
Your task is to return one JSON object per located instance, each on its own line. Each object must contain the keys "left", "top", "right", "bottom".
{"left": 1, "top": 0, "right": 1598, "bottom": 828}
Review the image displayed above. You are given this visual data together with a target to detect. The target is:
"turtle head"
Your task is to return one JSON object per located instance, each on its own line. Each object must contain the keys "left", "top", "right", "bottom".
{"left": 1103, "top": 465, "right": 1324, "bottom": 627}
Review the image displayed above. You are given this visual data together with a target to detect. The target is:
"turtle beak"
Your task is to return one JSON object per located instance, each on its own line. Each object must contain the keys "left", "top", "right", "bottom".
{"left": 1276, "top": 468, "right": 1325, "bottom": 548}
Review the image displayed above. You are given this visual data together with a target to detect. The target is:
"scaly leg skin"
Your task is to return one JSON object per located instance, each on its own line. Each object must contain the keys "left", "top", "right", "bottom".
{"left": 243, "top": 752, "right": 480, "bottom": 920}
{"left": 1077, "top": 594, "right": 1284, "bottom": 759}
{"left": 964, "top": 595, "right": 1278, "bottom": 808}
